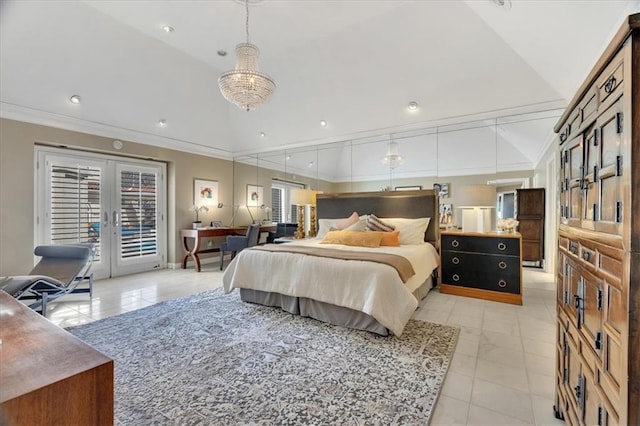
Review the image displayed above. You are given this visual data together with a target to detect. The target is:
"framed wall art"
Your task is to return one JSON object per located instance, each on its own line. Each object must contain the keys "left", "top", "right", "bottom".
{"left": 193, "top": 179, "right": 218, "bottom": 206}
{"left": 246, "top": 184, "right": 263, "bottom": 207}
{"left": 433, "top": 183, "right": 449, "bottom": 198}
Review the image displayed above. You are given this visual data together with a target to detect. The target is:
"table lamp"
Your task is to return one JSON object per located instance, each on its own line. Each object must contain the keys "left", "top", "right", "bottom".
{"left": 290, "top": 189, "right": 312, "bottom": 239}
{"left": 308, "top": 190, "right": 322, "bottom": 237}
{"left": 457, "top": 184, "right": 496, "bottom": 233}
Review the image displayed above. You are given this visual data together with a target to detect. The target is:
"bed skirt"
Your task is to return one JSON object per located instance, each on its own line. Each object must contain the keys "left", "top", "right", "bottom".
{"left": 239, "top": 274, "right": 435, "bottom": 336}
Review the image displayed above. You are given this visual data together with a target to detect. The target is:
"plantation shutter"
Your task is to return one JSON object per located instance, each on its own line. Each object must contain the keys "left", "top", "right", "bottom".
{"left": 271, "top": 187, "right": 282, "bottom": 222}
{"left": 119, "top": 169, "right": 158, "bottom": 258}
{"left": 271, "top": 179, "right": 303, "bottom": 223}
{"left": 49, "top": 163, "right": 102, "bottom": 261}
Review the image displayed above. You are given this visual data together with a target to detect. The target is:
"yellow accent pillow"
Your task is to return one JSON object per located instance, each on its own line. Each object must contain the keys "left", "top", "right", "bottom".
{"left": 321, "top": 230, "right": 382, "bottom": 247}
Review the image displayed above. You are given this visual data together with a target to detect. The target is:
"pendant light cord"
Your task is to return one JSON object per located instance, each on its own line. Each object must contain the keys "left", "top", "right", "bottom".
{"left": 245, "top": 0, "right": 250, "bottom": 44}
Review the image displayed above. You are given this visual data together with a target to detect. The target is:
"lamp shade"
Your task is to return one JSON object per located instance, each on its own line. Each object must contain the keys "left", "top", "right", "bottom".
{"left": 290, "top": 189, "right": 313, "bottom": 206}
{"left": 310, "top": 190, "right": 323, "bottom": 206}
{"left": 457, "top": 185, "right": 496, "bottom": 208}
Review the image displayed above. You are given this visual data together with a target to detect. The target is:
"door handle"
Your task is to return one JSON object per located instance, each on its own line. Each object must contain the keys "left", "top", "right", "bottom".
{"left": 103, "top": 211, "right": 109, "bottom": 228}
{"left": 113, "top": 210, "right": 120, "bottom": 228}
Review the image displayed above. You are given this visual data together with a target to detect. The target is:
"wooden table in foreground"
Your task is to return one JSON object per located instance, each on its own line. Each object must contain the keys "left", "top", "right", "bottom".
{"left": 0, "top": 290, "right": 114, "bottom": 425}
{"left": 180, "top": 224, "right": 276, "bottom": 272}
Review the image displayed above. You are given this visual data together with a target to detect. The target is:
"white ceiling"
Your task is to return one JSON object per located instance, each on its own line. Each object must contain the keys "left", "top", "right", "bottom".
{"left": 1, "top": 0, "right": 638, "bottom": 181}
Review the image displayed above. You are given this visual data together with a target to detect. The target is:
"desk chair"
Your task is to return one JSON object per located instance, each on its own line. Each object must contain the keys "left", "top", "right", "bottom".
{"left": 219, "top": 223, "right": 261, "bottom": 270}
{"left": 0, "top": 243, "right": 95, "bottom": 317}
{"left": 266, "top": 222, "right": 298, "bottom": 244}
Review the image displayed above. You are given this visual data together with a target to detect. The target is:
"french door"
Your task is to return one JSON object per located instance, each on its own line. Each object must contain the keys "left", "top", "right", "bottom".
{"left": 36, "top": 147, "right": 166, "bottom": 279}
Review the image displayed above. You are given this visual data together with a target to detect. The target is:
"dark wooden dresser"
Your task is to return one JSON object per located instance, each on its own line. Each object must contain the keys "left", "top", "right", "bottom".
{"left": 439, "top": 231, "right": 522, "bottom": 305}
{"left": 553, "top": 13, "right": 639, "bottom": 426}
{"left": 516, "top": 188, "right": 545, "bottom": 267}
{"left": 0, "top": 290, "right": 114, "bottom": 425}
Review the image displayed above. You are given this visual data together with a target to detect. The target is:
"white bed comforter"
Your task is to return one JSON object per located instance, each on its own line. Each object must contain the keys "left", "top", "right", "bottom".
{"left": 222, "top": 239, "right": 439, "bottom": 336}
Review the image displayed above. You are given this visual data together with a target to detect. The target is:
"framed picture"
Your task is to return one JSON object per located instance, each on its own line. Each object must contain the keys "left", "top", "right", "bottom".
{"left": 193, "top": 179, "right": 218, "bottom": 206}
{"left": 439, "top": 203, "right": 453, "bottom": 225}
{"left": 433, "top": 182, "right": 449, "bottom": 198}
{"left": 395, "top": 185, "right": 422, "bottom": 191}
{"left": 246, "top": 184, "right": 263, "bottom": 207}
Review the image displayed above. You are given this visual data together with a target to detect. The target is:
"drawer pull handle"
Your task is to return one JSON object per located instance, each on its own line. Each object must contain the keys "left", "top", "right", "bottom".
{"left": 604, "top": 76, "right": 616, "bottom": 94}
{"left": 451, "top": 240, "right": 459, "bottom": 248}
{"left": 452, "top": 257, "right": 460, "bottom": 265}
{"left": 498, "top": 261, "right": 507, "bottom": 270}
{"left": 574, "top": 294, "right": 582, "bottom": 310}
{"left": 497, "top": 242, "right": 506, "bottom": 251}
{"left": 452, "top": 274, "right": 460, "bottom": 282}
{"left": 498, "top": 279, "right": 507, "bottom": 288}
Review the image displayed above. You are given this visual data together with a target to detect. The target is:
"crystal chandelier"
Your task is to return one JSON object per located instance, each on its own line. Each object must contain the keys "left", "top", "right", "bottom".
{"left": 381, "top": 139, "right": 404, "bottom": 169}
{"left": 218, "top": 0, "right": 275, "bottom": 111}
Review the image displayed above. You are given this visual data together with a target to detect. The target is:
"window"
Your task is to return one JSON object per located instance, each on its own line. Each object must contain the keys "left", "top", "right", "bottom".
{"left": 271, "top": 179, "right": 303, "bottom": 223}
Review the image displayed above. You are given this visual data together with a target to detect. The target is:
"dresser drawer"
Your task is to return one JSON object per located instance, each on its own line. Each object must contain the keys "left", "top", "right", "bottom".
{"left": 441, "top": 251, "right": 520, "bottom": 275}
{"left": 441, "top": 234, "right": 519, "bottom": 256}
{"left": 597, "top": 55, "right": 623, "bottom": 107}
{"left": 441, "top": 267, "right": 520, "bottom": 294}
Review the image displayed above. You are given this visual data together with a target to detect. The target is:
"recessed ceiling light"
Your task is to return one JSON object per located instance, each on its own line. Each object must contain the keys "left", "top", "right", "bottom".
{"left": 69, "top": 95, "right": 81, "bottom": 104}
{"left": 320, "top": 120, "right": 327, "bottom": 127}
{"left": 407, "top": 101, "right": 418, "bottom": 111}
{"left": 158, "top": 119, "right": 167, "bottom": 127}
{"left": 491, "top": 0, "right": 512, "bottom": 8}
{"left": 260, "top": 132, "right": 266, "bottom": 137}
{"left": 308, "top": 161, "right": 315, "bottom": 168}
{"left": 112, "top": 140, "right": 123, "bottom": 150}
{"left": 162, "top": 25, "right": 174, "bottom": 33}
{"left": 217, "top": 50, "right": 227, "bottom": 57}
{"left": 286, "top": 155, "right": 291, "bottom": 161}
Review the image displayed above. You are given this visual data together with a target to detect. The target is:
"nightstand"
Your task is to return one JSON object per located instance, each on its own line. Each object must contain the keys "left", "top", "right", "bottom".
{"left": 439, "top": 230, "right": 522, "bottom": 305}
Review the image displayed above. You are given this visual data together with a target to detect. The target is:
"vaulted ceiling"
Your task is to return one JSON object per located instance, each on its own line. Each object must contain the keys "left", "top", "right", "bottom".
{"left": 1, "top": 0, "right": 638, "bottom": 180}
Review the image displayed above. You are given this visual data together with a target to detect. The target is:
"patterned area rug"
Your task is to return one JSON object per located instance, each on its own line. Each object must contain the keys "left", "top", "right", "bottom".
{"left": 68, "top": 289, "right": 459, "bottom": 425}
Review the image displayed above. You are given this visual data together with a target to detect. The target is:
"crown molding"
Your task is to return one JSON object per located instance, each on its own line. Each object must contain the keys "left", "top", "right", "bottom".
{"left": 0, "top": 102, "right": 233, "bottom": 161}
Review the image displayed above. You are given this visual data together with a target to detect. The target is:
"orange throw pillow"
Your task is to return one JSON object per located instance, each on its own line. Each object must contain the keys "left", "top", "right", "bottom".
{"left": 378, "top": 230, "right": 400, "bottom": 247}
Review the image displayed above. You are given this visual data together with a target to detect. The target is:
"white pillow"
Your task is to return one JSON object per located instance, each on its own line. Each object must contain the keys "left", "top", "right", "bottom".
{"left": 317, "top": 218, "right": 341, "bottom": 238}
{"left": 343, "top": 219, "right": 366, "bottom": 232}
{"left": 383, "top": 217, "right": 431, "bottom": 245}
{"left": 317, "top": 212, "right": 362, "bottom": 238}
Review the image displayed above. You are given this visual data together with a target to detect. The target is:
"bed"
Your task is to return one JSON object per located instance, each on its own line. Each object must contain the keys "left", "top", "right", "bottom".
{"left": 222, "top": 190, "right": 440, "bottom": 336}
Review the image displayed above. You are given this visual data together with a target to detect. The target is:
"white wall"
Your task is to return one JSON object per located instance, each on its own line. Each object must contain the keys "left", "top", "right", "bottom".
{"left": 533, "top": 139, "right": 559, "bottom": 274}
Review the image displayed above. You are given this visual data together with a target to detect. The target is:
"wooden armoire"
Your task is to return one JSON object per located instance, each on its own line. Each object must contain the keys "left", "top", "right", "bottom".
{"left": 516, "top": 188, "right": 545, "bottom": 267}
{"left": 553, "top": 13, "right": 639, "bottom": 426}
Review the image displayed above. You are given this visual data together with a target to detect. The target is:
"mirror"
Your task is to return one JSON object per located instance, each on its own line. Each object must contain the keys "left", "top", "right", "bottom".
{"left": 233, "top": 109, "right": 561, "bottom": 228}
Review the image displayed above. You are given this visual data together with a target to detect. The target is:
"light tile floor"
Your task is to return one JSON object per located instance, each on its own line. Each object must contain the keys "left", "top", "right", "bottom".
{"left": 45, "top": 266, "right": 563, "bottom": 426}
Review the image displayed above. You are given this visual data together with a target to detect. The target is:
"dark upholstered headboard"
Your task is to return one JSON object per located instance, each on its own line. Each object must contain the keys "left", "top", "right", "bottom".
{"left": 316, "top": 190, "right": 439, "bottom": 247}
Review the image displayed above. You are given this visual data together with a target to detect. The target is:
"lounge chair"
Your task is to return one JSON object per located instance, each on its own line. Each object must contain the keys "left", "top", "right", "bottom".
{"left": 0, "top": 243, "right": 95, "bottom": 317}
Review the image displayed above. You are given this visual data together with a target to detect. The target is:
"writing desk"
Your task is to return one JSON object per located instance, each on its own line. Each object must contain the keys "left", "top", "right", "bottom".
{"left": 180, "top": 225, "right": 276, "bottom": 272}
